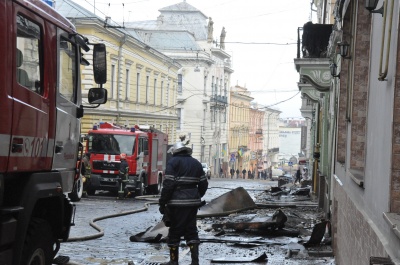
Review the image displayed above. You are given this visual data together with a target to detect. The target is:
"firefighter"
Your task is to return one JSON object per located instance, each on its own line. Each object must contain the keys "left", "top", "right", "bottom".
{"left": 118, "top": 153, "right": 129, "bottom": 198}
{"left": 159, "top": 141, "right": 208, "bottom": 265}
{"left": 119, "top": 153, "right": 128, "bottom": 176}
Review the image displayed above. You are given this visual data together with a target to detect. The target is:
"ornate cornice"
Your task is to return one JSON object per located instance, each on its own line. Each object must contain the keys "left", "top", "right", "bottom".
{"left": 294, "top": 58, "right": 331, "bottom": 92}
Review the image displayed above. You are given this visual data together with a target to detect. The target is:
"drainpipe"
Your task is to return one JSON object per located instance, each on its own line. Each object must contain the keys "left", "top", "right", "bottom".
{"left": 116, "top": 34, "right": 127, "bottom": 124}
{"left": 312, "top": 103, "right": 321, "bottom": 194}
{"left": 322, "top": 0, "right": 327, "bottom": 23}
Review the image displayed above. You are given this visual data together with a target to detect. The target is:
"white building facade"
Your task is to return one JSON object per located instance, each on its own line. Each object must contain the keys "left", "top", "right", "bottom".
{"left": 126, "top": 1, "right": 233, "bottom": 175}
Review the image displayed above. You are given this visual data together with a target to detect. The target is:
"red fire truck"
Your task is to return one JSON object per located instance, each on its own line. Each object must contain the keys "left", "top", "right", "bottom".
{"left": 84, "top": 122, "right": 168, "bottom": 197}
{"left": 0, "top": 0, "right": 107, "bottom": 264}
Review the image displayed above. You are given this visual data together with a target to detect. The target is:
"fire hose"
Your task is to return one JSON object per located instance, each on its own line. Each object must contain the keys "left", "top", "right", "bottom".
{"left": 67, "top": 195, "right": 159, "bottom": 242}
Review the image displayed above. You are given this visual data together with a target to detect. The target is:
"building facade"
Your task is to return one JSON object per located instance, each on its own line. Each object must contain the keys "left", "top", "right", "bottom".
{"left": 295, "top": 0, "right": 400, "bottom": 264}
{"left": 228, "top": 85, "right": 253, "bottom": 177}
{"left": 124, "top": 1, "right": 233, "bottom": 176}
{"left": 56, "top": 0, "right": 181, "bottom": 144}
{"left": 249, "top": 103, "right": 264, "bottom": 179}
{"left": 263, "top": 108, "right": 282, "bottom": 172}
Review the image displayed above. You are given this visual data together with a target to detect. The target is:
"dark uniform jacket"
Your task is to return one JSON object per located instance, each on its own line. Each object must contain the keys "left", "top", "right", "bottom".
{"left": 159, "top": 153, "right": 208, "bottom": 207}
{"left": 119, "top": 160, "right": 129, "bottom": 176}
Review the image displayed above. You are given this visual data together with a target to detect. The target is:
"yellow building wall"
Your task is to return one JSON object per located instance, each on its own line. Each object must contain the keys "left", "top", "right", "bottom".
{"left": 76, "top": 25, "right": 179, "bottom": 144}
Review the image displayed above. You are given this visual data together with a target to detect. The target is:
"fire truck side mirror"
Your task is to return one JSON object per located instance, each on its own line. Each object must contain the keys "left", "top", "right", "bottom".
{"left": 88, "top": 88, "right": 107, "bottom": 104}
{"left": 93, "top": 44, "right": 107, "bottom": 85}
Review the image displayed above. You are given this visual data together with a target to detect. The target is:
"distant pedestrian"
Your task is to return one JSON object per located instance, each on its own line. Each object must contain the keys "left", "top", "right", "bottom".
{"left": 303, "top": 167, "right": 309, "bottom": 180}
{"left": 230, "top": 168, "right": 235, "bottom": 179}
{"left": 236, "top": 169, "right": 239, "bottom": 179}
{"left": 295, "top": 168, "right": 301, "bottom": 184}
{"left": 242, "top": 169, "right": 247, "bottom": 179}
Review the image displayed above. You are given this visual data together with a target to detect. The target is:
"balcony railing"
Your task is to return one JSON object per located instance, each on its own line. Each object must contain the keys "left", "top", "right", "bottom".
{"left": 210, "top": 94, "right": 228, "bottom": 105}
{"left": 297, "top": 22, "right": 333, "bottom": 59}
{"left": 268, "top": 147, "right": 279, "bottom": 153}
{"left": 256, "top": 129, "right": 263, "bottom": 134}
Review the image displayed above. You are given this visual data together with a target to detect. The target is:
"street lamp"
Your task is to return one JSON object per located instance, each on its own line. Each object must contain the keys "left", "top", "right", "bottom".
{"left": 365, "top": 0, "right": 384, "bottom": 16}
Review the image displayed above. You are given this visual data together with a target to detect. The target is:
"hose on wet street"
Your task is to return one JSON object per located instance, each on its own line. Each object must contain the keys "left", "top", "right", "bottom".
{"left": 67, "top": 195, "right": 159, "bottom": 242}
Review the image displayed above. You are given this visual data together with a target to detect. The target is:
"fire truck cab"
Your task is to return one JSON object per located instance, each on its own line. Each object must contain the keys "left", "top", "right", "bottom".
{"left": 0, "top": 0, "right": 107, "bottom": 264}
{"left": 84, "top": 123, "right": 168, "bottom": 197}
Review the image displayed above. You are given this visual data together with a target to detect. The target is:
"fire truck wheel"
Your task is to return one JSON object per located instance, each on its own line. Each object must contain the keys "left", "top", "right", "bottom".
{"left": 156, "top": 175, "right": 163, "bottom": 194}
{"left": 68, "top": 174, "right": 83, "bottom": 202}
{"left": 21, "top": 218, "right": 54, "bottom": 265}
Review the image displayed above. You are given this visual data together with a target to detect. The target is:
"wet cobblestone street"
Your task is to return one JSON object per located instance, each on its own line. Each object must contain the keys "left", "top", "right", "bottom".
{"left": 58, "top": 178, "right": 335, "bottom": 265}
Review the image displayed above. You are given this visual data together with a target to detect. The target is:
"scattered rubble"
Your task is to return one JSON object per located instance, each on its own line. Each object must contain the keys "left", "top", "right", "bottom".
{"left": 130, "top": 184, "right": 334, "bottom": 264}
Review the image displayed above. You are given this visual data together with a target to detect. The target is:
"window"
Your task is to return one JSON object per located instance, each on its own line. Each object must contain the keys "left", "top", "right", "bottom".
{"left": 153, "top": 78, "right": 157, "bottom": 105}
{"left": 216, "top": 77, "right": 219, "bottom": 95}
{"left": 111, "top": 64, "right": 116, "bottom": 99}
{"left": 138, "top": 137, "right": 148, "bottom": 155}
{"left": 88, "top": 133, "right": 135, "bottom": 155}
{"left": 160, "top": 80, "right": 164, "bottom": 106}
{"left": 146, "top": 75, "right": 149, "bottom": 103}
{"left": 203, "top": 106, "right": 206, "bottom": 129}
{"left": 177, "top": 74, "right": 182, "bottom": 94}
{"left": 58, "top": 38, "right": 77, "bottom": 103}
{"left": 16, "top": 14, "right": 42, "bottom": 95}
{"left": 136, "top": 72, "right": 140, "bottom": 102}
{"left": 211, "top": 76, "right": 215, "bottom": 95}
{"left": 166, "top": 81, "right": 170, "bottom": 107}
{"left": 204, "top": 75, "right": 207, "bottom": 95}
{"left": 177, "top": 108, "right": 182, "bottom": 130}
{"left": 125, "top": 68, "right": 130, "bottom": 100}
{"left": 224, "top": 81, "right": 227, "bottom": 97}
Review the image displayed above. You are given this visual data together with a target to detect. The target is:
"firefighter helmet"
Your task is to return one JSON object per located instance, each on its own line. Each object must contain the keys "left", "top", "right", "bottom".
{"left": 169, "top": 141, "right": 192, "bottom": 155}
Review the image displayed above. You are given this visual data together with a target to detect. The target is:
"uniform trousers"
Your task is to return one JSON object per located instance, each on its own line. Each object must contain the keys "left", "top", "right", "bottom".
{"left": 167, "top": 206, "right": 199, "bottom": 246}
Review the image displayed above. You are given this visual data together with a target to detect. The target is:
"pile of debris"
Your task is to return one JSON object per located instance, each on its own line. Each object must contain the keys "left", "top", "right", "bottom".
{"left": 131, "top": 186, "right": 335, "bottom": 264}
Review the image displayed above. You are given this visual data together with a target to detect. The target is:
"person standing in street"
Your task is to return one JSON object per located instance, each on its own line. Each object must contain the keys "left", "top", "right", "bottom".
{"left": 236, "top": 169, "right": 240, "bottom": 179}
{"left": 159, "top": 140, "right": 208, "bottom": 265}
{"left": 303, "top": 167, "right": 309, "bottom": 180}
{"left": 119, "top": 153, "right": 128, "bottom": 176}
{"left": 295, "top": 168, "right": 302, "bottom": 184}
{"left": 242, "top": 168, "right": 247, "bottom": 179}
{"left": 230, "top": 168, "right": 235, "bottom": 179}
{"left": 118, "top": 153, "right": 129, "bottom": 198}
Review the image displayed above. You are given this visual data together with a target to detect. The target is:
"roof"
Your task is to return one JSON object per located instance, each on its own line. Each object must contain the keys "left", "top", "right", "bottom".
{"left": 55, "top": 0, "right": 98, "bottom": 19}
{"left": 127, "top": 30, "right": 200, "bottom": 51}
{"left": 124, "top": 1, "right": 209, "bottom": 46}
{"left": 159, "top": 1, "right": 207, "bottom": 19}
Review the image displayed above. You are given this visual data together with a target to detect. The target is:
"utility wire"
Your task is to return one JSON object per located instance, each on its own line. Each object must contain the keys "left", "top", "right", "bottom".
{"left": 72, "top": 1, "right": 300, "bottom": 119}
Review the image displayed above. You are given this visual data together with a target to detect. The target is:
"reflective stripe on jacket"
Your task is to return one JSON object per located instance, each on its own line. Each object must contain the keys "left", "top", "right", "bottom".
{"left": 159, "top": 153, "right": 208, "bottom": 207}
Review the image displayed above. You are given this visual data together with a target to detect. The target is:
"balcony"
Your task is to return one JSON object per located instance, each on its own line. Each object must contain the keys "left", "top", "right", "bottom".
{"left": 294, "top": 22, "right": 333, "bottom": 93}
{"left": 210, "top": 94, "right": 228, "bottom": 107}
{"left": 268, "top": 147, "right": 279, "bottom": 154}
{"left": 256, "top": 129, "right": 263, "bottom": 134}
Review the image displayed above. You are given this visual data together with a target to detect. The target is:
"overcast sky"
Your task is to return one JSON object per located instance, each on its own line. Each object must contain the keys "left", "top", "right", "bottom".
{"left": 70, "top": 0, "right": 314, "bottom": 118}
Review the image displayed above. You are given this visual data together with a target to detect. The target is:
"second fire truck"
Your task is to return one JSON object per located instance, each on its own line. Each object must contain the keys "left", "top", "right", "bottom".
{"left": 84, "top": 122, "right": 168, "bottom": 197}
